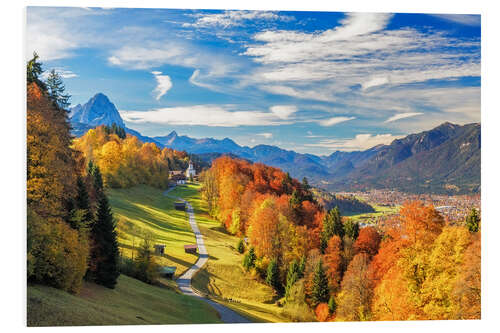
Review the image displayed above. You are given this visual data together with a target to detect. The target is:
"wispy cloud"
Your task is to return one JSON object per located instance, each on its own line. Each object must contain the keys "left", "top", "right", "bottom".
{"left": 384, "top": 112, "right": 423, "bottom": 123}
{"left": 183, "top": 10, "right": 293, "bottom": 28}
{"left": 269, "top": 105, "right": 297, "bottom": 119}
{"left": 431, "top": 14, "right": 480, "bottom": 26}
{"left": 305, "top": 133, "right": 403, "bottom": 151}
{"left": 120, "top": 105, "right": 294, "bottom": 127}
{"left": 318, "top": 116, "right": 355, "bottom": 127}
{"left": 151, "top": 71, "right": 172, "bottom": 100}
{"left": 257, "top": 132, "right": 273, "bottom": 139}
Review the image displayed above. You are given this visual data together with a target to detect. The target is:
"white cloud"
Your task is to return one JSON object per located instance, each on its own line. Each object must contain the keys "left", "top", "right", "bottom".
{"left": 269, "top": 105, "right": 297, "bottom": 119}
{"left": 243, "top": 12, "right": 480, "bottom": 110}
{"left": 257, "top": 132, "right": 273, "bottom": 139}
{"left": 183, "top": 10, "right": 293, "bottom": 28}
{"left": 151, "top": 71, "right": 172, "bottom": 101}
{"left": 305, "top": 133, "right": 403, "bottom": 151}
{"left": 431, "top": 14, "right": 481, "bottom": 26}
{"left": 120, "top": 105, "right": 294, "bottom": 127}
{"left": 318, "top": 116, "right": 356, "bottom": 127}
{"left": 384, "top": 112, "right": 423, "bottom": 123}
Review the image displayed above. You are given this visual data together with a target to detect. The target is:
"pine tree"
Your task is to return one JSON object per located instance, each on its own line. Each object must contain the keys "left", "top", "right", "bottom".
{"left": 321, "top": 207, "right": 344, "bottom": 252}
{"left": 90, "top": 193, "right": 120, "bottom": 288}
{"left": 466, "top": 208, "right": 480, "bottom": 232}
{"left": 70, "top": 176, "right": 94, "bottom": 230}
{"left": 298, "top": 255, "right": 306, "bottom": 278}
{"left": 46, "top": 69, "right": 71, "bottom": 109}
{"left": 243, "top": 247, "right": 256, "bottom": 270}
{"left": 27, "top": 52, "right": 43, "bottom": 85}
{"left": 344, "top": 220, "right": 360, "bottom": 240}
{"left": 311, "top": 259, "right": 330, "bottom": 307}
{"left": 266, "top": 258, "right": 281, "bottom": 293}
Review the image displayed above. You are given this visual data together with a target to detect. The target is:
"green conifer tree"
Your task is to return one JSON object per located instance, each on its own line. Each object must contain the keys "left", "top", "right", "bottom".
{"left": 266, "top": 258, "right": 281, "bottom": 293}
{"left": 90, "top": 193, "right": 120, "bottom": 288}
{"left": 311, "top": 259, "right": 329, "bottom": 307}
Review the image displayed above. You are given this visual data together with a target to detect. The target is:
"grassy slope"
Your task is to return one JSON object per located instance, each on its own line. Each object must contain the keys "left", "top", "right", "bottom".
{"left": 108, "top": 185, "right": 198, "bottom": 280}
{"left": 27, "top": 275, "right": 221, "bottom": 326}
{"left": 179, "top": 184, "right": 291, "bottom": 323}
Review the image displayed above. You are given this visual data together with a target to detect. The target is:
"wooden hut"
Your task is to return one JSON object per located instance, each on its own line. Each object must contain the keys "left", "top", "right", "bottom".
{"left": 154, "top": 244, "right": 165, "bottom": 255}
{"left": 174, "top": 201, "right": 186, "bottom": 211}
{"left": 184, "top": 244, "right": 197, "bottom": 254}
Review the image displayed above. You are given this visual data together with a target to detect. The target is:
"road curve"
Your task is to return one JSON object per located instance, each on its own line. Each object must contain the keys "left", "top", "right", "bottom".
{"left": 163, "top": 187, "right": 251, "bottom": 324}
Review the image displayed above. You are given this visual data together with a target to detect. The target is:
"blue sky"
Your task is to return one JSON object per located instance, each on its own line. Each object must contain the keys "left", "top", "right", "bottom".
{"left": 27, "top": 7, "right": 480, "bottom": 155}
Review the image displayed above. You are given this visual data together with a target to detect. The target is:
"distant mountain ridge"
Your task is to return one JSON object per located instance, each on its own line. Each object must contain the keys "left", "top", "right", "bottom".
{"left": 69, "top": 93, "right": 481, "bottom": 195}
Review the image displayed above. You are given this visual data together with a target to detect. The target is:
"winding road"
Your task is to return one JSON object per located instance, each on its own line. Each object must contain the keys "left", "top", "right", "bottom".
{"left": 163, "top": 187, "right": 251, "bottom": 324}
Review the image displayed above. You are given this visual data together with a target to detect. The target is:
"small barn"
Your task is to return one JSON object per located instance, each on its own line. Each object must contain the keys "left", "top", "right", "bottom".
{"left": 159, "top": 266, "right": 177, "bottom": 279}
{"left": 184, "top": 244, "right": 197, "bottom": 254}
{"left": 174, "top": 201, "right": 186, "bottom": 211}
{"left": 154, "top": 244, "right": 165, "bottom": 255}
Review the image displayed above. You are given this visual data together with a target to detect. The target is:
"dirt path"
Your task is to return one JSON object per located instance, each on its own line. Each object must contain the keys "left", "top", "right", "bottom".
{"left": 164, "top": 187, "right": 251, "bottom": 324}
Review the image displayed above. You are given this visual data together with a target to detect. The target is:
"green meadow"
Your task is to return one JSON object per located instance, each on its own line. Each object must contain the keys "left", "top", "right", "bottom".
{"left": 108, "top": 184, "right": 199, "bottom": 280}
{"left": 27, "top": 275, "right": 221, "bottom": 326}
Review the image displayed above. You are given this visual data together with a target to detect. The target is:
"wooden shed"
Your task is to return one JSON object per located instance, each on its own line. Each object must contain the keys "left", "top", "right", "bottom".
{"left": 174, "top": 201, "right": 186, "bottom": 211}
{"left": 154, "top": 244, "right": 165, "bottom": 255}
{"left": 184, "top": 244, "right": 197, "bottom": 254}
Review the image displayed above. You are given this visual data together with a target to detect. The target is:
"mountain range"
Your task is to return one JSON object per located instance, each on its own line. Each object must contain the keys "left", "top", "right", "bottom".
{"left": 69, "top": 93, "right": 481, "bottom": 195}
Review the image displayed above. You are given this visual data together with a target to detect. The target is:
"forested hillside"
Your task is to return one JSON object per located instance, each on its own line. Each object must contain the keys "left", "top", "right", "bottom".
{"left": 201, "top": 155, "right": 481, "bottom": 321}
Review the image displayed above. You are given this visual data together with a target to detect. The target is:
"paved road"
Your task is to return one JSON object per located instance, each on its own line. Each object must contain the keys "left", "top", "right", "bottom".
{"left": 163, "top": 187, "right": 251, "bottom": 324}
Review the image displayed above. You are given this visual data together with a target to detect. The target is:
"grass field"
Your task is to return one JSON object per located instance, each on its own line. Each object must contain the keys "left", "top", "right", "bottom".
{"left": 176, "top": 184, "right": 292, "bottom": 323}
{"left": 108, "top": 184, "right": 199, "bottom": 279}
{"left": 27, "top": 275, "right": 221, "bottom": 326}
{"left": 344, "top": 203, "right": 399, "bottom": 224}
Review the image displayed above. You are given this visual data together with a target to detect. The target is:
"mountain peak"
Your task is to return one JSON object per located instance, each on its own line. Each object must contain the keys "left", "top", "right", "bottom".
{"left": 70, "top": 93, "right": 125, "bottom": 128}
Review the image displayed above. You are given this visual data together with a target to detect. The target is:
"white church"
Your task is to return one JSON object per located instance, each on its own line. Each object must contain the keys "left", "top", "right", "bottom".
{"left": 185, "top": 161, "right": 196, "bottom": 178}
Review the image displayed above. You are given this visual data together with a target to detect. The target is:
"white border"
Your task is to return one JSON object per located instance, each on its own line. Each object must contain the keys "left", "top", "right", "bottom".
{"left": 2, "top": 1, "right": 499, "bottom": 332}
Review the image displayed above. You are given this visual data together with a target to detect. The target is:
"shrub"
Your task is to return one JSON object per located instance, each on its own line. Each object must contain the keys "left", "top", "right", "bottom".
{"left": 237, "top": 239, "right": 245, "bottom": 254}
{"left": 315, "top": 303, "right": 330, "bottom": 322}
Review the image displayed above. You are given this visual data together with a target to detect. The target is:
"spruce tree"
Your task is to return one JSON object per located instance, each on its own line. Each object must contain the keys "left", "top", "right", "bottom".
{"left": 266, "top": 258, "right": 281, "bottom": 293}
{"left": 90, "top": 193, "right": 120, "bottom": 288}
{"left": 70, "top": 177, "right": 94, "bottom": 230}
{"left": 344, "top": 220, "right": 360, "bottom": 240}
{"left": 243, "top": 247, "right": 256, "bottom": 271}
{"left": 466, "top": 208, "right": 480, "bottom": 232}
{"left": 285, "top": 259, "right": 300, "bottom": 299}
{"left": 27, "top": 52, "right": 43, "bottom": 85}
{"left": 46, "top": 69, "right": 71, "bottom": 109}
{"left": 321, "top": 207, "right": 344, "bottom": 252}
{"left": 311, "top": 259, "right": 329, "bottom": 307}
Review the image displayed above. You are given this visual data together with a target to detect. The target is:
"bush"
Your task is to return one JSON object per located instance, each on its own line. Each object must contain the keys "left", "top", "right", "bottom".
{"left": 315, "top": 303, "right": 330, "bottom": 322}
{"left": 237, "top": 239, "right": 245, "bottom": 254}
{"left": 27, "top": 209, "right": 88, "bottom": 293}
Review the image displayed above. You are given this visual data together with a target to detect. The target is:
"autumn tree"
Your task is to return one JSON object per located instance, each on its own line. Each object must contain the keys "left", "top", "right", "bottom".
{"left": 452, "top": 233, "right": 480, "bottom": 319}
{"left": 354, "top": 226, "right": 381, "bottom": 258}
{"left": 323, "top": 235, "right": 343, "bottom": 292}
{"left": 466, "top": 208, "right": 480, "bottom": 233}
{"left": 336, "top": 253, "right": 373, "bottom": 321}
